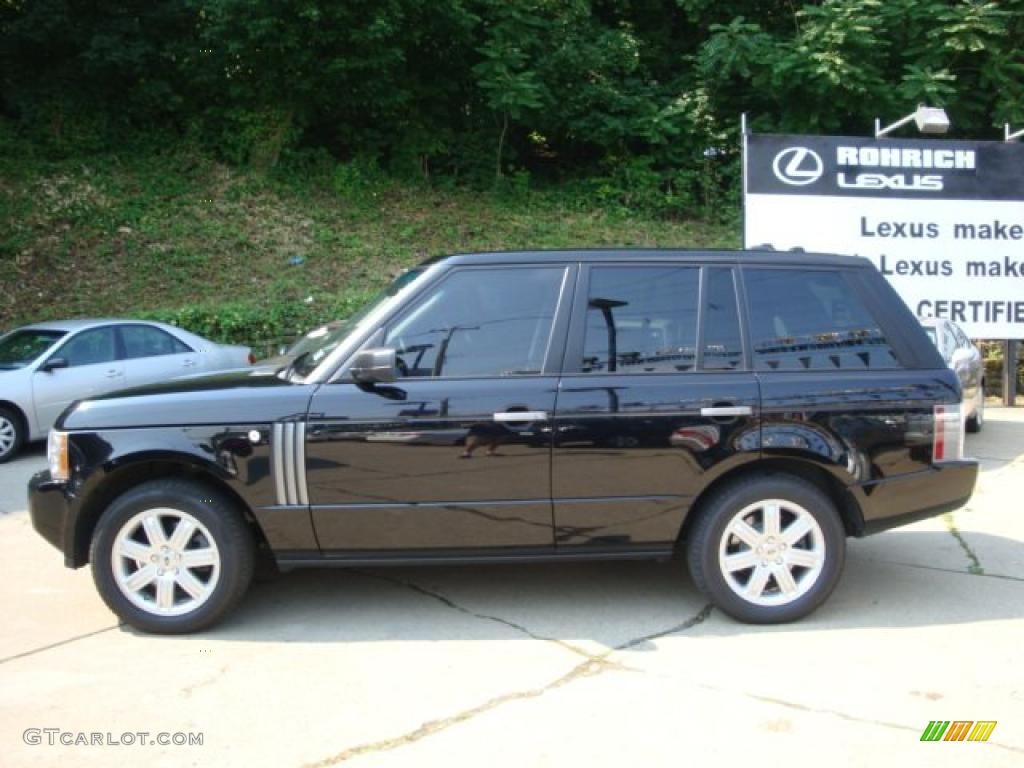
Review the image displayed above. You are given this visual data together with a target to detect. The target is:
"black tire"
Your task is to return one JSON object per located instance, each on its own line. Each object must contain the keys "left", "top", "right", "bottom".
{"left": 966, "top": 386, "right": 983, "bottom": 433}
{"left": 0, "top": 405, "right": 25, "bottom": 463}
{"left": 90, "top": 479, "right": 255, "bottom": 634}
{"left": 686, "top": 474, "right": 846, "bottom": 624}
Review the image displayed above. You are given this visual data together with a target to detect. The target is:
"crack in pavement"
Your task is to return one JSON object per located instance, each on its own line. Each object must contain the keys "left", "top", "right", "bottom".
{"left": 352, "top": 569, "right": 596, "bottom": 659}
{"left": 180, "top": 663, "right": 230, "bottom": 699}
{"left": 300, "top": 654, "right": 617, "bottom": 768}
{"left": 855, "top": 556, "right": 1024, "bottom": 583}
{"left": 613, "top": 604, "right": 714, "bottom": 652}
{"left": 0, "top": 624, "right": 121, "bottom": 666}
{"left": 942, "top": 511, "right": 984, "bottom": 575}
{"left": 303, "top": 572, "right": 713, "bottom": 767}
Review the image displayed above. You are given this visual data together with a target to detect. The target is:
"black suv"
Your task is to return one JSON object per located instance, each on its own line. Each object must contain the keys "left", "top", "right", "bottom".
{"left": 29, "top": 250, "right": 978, "bottom": 633}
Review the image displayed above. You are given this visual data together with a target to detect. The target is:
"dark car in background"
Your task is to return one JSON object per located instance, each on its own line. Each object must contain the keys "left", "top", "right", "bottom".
{"left": 29, "top": 249, "right": 978, "bottom": 633}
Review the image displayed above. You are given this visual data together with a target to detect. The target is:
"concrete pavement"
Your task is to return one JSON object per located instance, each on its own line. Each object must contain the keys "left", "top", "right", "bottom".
{"left": 1, "top": 410, "right": 1022, "bottom": 767}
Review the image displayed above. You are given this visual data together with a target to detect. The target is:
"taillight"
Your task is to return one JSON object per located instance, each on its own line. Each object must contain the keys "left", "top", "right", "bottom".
{"left": 933, "top": 403, "right": 964, "bottom": 463}
{"left": 248, "top": 352, "right": 256, "bottom": 365}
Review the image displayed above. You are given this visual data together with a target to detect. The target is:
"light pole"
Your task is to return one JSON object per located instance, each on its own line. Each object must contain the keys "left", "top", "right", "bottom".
{"left": 874, "top": 105, "right": 950, "bottom": 138}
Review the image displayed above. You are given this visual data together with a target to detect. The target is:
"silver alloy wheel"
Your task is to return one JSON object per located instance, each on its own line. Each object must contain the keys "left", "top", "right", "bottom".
{"left": 111, "top": 508, "right": 221, "bottom": 617}
{"left": 718, "top": 499, "right": 826, "bottom": 607}
{"left": 0, "top": 416, "right": 15, "bottom": 456}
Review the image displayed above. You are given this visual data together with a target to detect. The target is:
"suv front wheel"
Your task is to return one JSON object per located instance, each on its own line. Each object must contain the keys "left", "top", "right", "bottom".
{"left": 687, "top": 475, "right": 846, "bottom": 623}
{"left": 90, "top": 479, "right": 255, "bottom": 634}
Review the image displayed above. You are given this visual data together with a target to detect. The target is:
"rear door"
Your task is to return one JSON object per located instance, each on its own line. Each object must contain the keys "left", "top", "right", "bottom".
{"left": 552, "top": 262, "right": 760, "bottom": 551}
{"left": 117, "top": 323, "right": 199, "bottom": 386}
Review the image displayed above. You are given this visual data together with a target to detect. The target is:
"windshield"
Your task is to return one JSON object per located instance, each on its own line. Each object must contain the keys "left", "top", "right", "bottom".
{"left": 285, "top": 322, "right": 345, "bottom": 359}
{"left": 290, "top": 267, "right": 427, "bottom": 378}
{"left": 0, "top": 329, "right": 66, "bottom": 369}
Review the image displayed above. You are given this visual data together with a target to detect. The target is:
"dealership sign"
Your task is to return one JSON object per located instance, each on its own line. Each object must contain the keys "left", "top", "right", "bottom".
{"left": 743, "top": 133, "right": 1024, "bottom": 338}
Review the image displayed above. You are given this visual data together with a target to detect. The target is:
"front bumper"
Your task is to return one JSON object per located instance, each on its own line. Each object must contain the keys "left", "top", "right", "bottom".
{"left": 29, "top": 470, "right": 80, "bottom": 568}
{"left": 857, "top": 459, "right": 979, "bottom": 535}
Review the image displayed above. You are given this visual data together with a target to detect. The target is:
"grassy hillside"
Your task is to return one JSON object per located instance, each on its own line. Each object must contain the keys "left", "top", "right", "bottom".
{"left": 1, "top": 145, "right": 738, "bottom": 350}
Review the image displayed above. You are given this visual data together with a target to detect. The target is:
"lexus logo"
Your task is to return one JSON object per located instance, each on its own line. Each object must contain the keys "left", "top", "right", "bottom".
{"left": 772, "top": 147, "right": 824, "bottom": 186}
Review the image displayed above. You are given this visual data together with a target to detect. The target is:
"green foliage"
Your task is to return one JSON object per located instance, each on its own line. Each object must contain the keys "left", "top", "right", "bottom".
{"left": 698, "top": 0, "right": 1024, "bottom": 136}
{"left": 137, "top": 293, "right": 373, "bottom": 350}
{"left": 2, "top": 1, "right": 1022, "bottom": 218}
{"left": 331, "top": 157, "right": 389, "bottom": 208}
{"left": 1, "top": 147, "right": 736, "bottom": 346}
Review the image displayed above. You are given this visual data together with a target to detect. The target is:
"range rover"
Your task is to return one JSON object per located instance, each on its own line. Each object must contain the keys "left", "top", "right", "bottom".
{"left": 29, "top": 250, "right": 978, "bottom": 633}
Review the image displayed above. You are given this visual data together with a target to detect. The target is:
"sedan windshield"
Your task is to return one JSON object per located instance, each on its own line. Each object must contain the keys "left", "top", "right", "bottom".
{"left": 0, "top": 329, "right": 66, "bottom": 369}
{"left": 290, "top": 268, "right": 427, "bottom": 378}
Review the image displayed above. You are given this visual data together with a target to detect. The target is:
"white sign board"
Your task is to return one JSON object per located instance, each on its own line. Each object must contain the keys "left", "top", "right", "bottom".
{"left": 743, "top": 133, "right": 1024, "bottom": 338}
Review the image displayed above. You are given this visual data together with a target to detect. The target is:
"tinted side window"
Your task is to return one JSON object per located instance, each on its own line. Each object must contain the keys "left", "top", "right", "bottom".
{"left": 702, "top": 267, "right": 743, "bottom": 370}
{"left": 581, "top": 266, "right": 699, "bottom": 373}
{"left": 57, "top": 327, "right": 117, "bottom": 367}
{"left": 744, "top": 268, "right": 900, "bottom": 370}
{"left": 120, "top": 325, "right": 191, "bottom": 359}
{"left": 384, "top": 267, "right": 565, "bottom": 377}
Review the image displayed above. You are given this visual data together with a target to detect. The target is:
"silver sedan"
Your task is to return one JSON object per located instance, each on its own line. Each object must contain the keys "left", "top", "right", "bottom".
{"left": 0, "top": 319, "right": 252, "bottom": 461}
{"left": 920, "top": 316, "right": 985, "bottom": 433}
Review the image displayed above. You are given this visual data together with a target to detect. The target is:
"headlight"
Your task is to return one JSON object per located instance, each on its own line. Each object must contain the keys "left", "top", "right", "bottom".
{"left": 47, "top": 430, "right": 70, "bottom": 482}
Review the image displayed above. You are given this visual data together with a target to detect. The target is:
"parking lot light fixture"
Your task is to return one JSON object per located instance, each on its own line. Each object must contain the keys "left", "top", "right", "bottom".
{"left": 1006, "top": 124, "right": 1024, "bottom": 142}
{"left": 874, "top": 105, "right": 950, "bottom": 138}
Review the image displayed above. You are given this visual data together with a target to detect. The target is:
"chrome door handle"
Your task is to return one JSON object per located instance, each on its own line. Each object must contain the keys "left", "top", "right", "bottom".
{"left": 700, "top": 406, "right": 752, "bottom": 417}
{"left": 182, "top": 359, "right": 196, "bottom": 367}
{"left": 494, "top": 411, "right": 548, "bottom": 422}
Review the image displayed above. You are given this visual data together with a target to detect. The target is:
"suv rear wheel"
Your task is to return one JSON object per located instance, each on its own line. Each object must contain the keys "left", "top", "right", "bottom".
{"left": 90, "top": 479, "right": 255, "bottom": 634}
{"left": 687, "top": 475, "right": 846, "bottom": 623}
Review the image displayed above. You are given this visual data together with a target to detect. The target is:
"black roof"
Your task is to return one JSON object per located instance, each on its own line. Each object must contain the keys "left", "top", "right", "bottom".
{"left": 430, "top": 248, "right": 873, "bottom": 269}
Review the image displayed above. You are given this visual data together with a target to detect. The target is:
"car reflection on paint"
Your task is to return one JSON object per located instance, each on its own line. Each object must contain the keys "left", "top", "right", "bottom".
{"left": 669, "top": 425, "right": 720, "bottom": 452}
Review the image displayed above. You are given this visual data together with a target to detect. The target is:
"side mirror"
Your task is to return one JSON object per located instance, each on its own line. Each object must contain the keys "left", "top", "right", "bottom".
{"left": 349, "top": 347, "right": 398, "bottom": 384}
{"left": 40, "top": 357, "right": 69, "bottom": 373}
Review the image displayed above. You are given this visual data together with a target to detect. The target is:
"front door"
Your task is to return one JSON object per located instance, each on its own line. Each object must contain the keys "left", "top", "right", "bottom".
{"left": 552, "top": 263, "right": 760, "bottom": 550}
{"left": 32, "top": 326, "right": 125, "bottom": 430}
{"left": 306, "top": 264, "right": 574, "bottom": 554}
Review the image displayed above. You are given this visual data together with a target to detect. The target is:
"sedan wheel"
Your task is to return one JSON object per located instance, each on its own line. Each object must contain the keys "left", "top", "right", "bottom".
{"left": 0, "top": 407, "right": 24, "bottom": 463}
{"left": 966, "top": 386, "right": 984, "bottom": 433}
{"left": 687, "top": 475, "right": 845, "bottom": 623}
{"left": 91, "top": 479, "right": 254, "bottom": 633}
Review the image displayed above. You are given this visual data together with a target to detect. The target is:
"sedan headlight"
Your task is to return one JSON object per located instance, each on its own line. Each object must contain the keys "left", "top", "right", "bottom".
{"left": 47, "top": 429, "right": 70, "bottom": 482}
